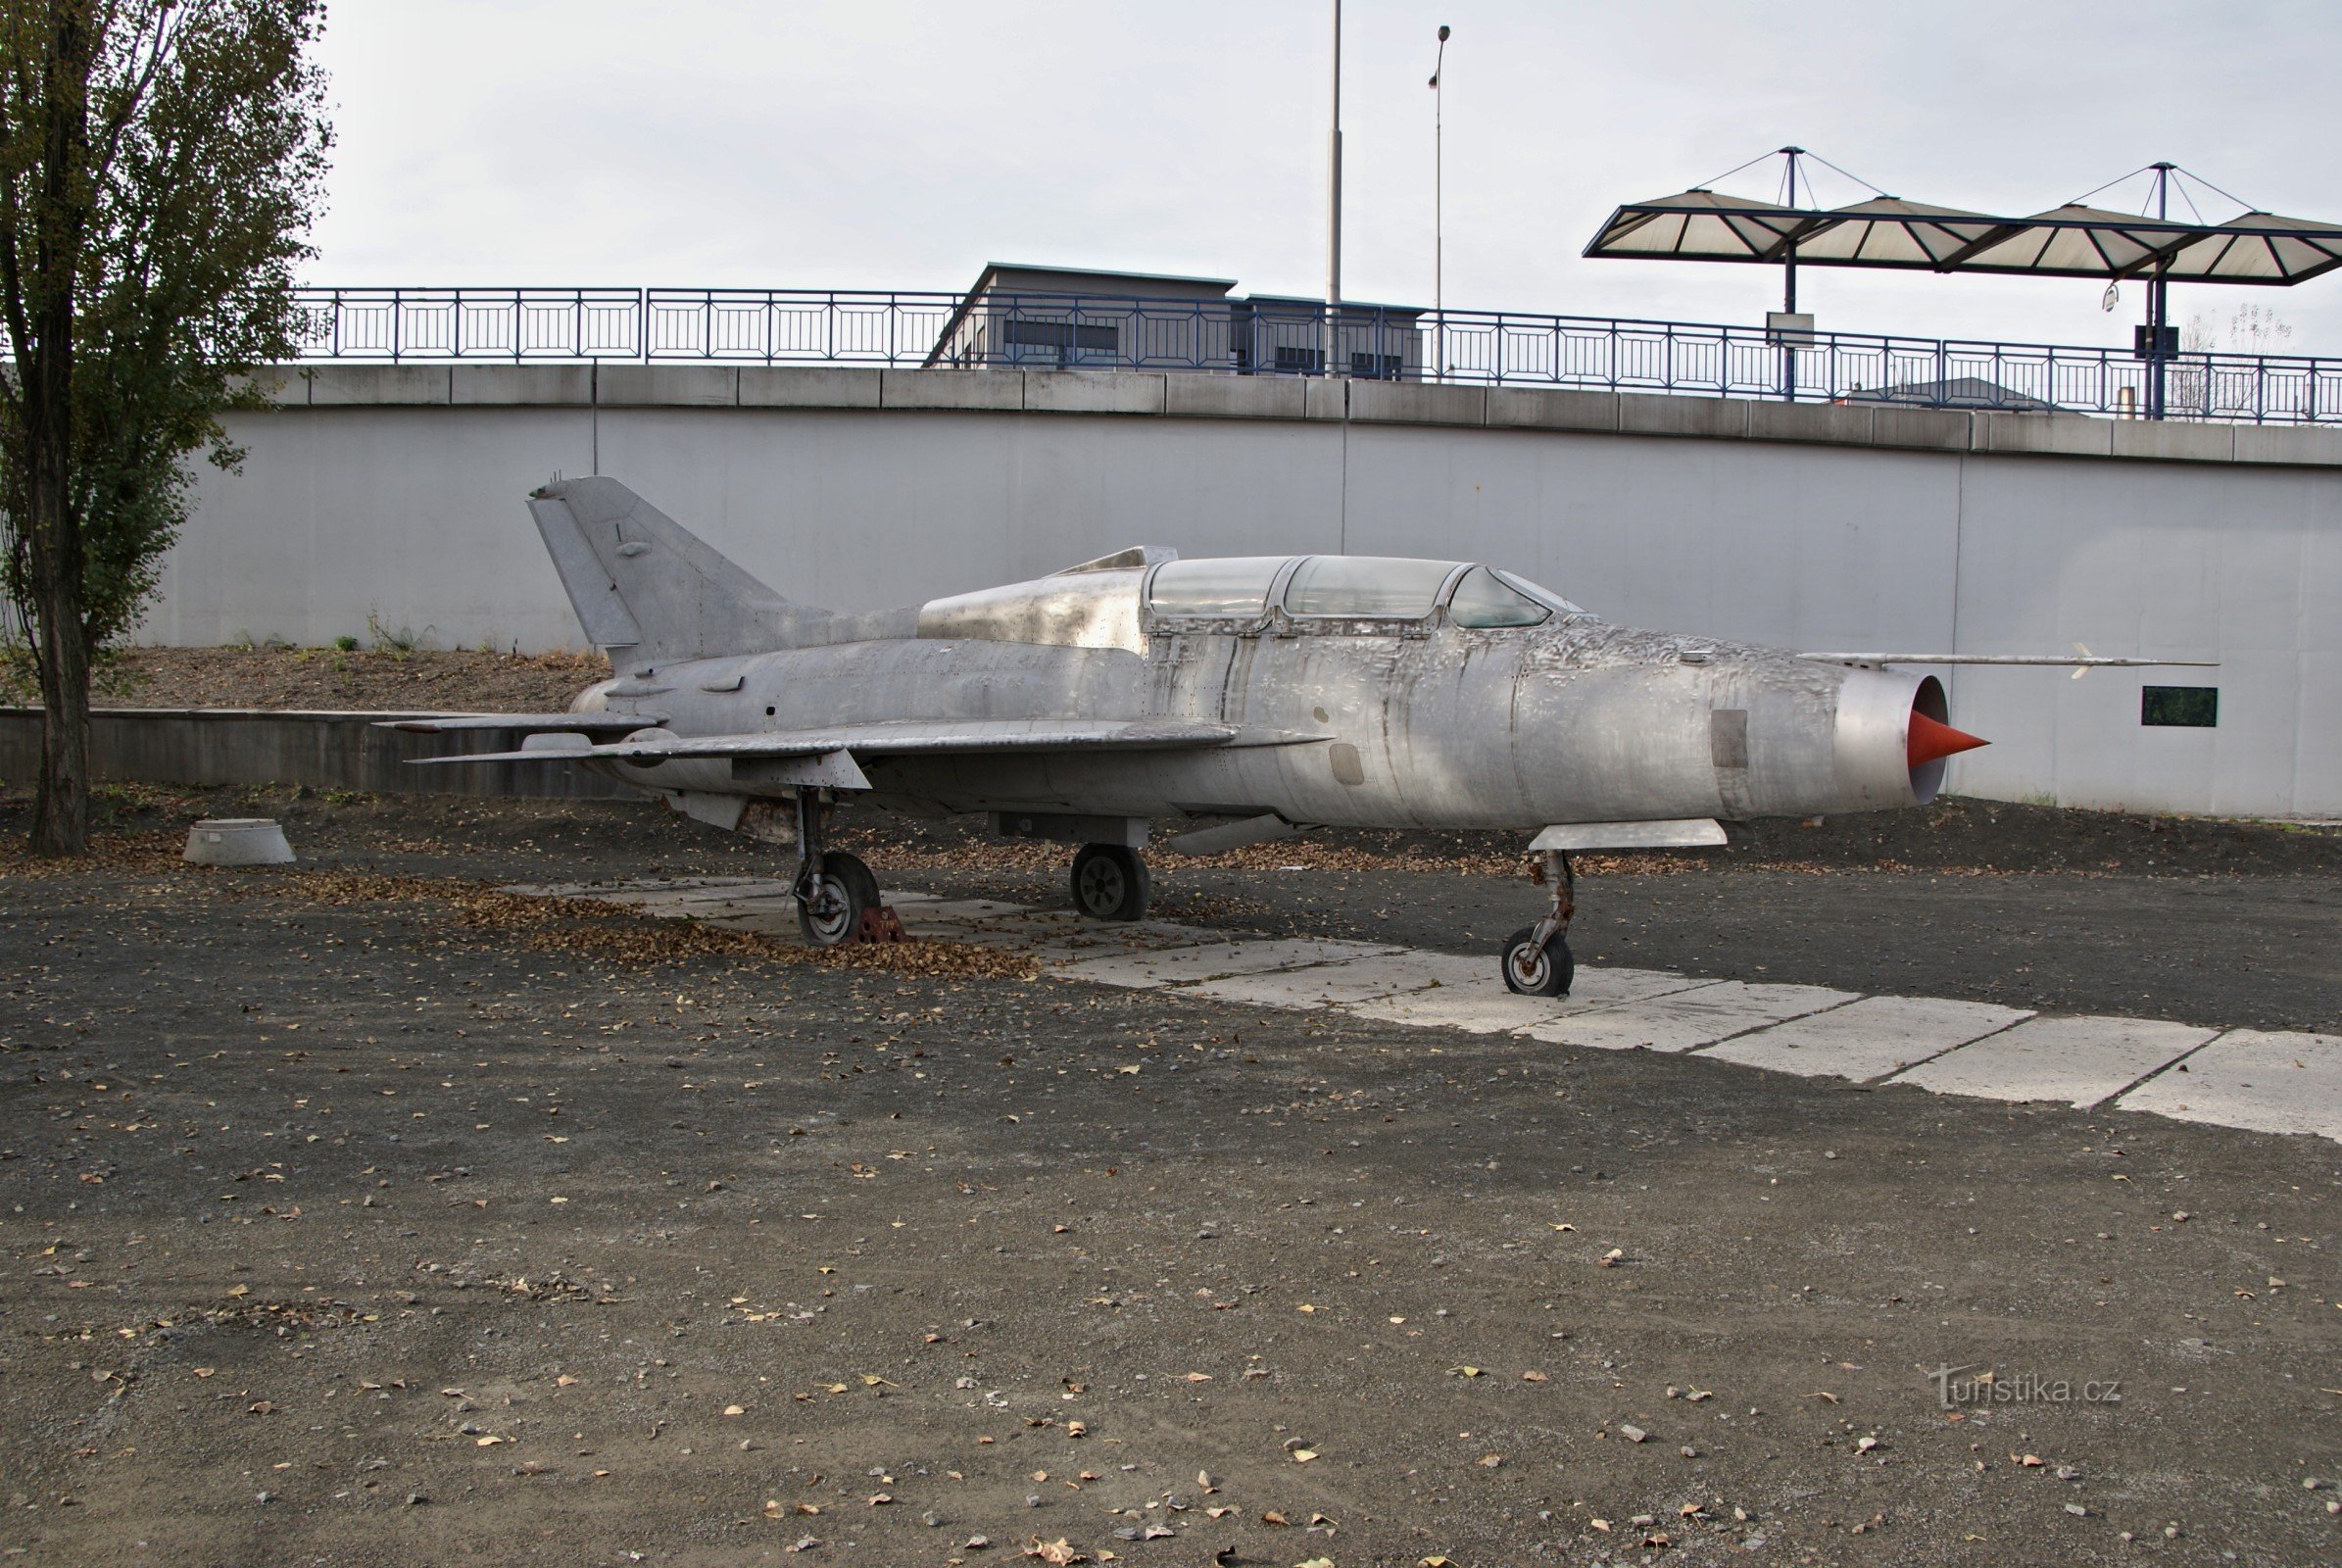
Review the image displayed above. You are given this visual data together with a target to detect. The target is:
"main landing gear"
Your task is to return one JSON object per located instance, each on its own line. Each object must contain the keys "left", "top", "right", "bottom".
{"left": 1071, "top": 842, "right": 1151, "bottom": 922}
{"left": 790, "top": 791, "right": 884, "bottom": 947}
{"left": 1501, "top": 849, "right": 1576, "bottom": 997}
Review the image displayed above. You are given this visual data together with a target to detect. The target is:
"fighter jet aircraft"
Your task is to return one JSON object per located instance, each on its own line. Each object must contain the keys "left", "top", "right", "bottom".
{"left": 396, "top": 476, "right": 2201, "bottom": 996}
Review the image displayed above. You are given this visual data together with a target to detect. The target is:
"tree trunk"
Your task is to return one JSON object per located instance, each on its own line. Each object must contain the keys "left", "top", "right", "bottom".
{"left": 27, "top": 495, "right": 89, "bottom": 856}
{"left": 22, "top": 4, "right": 91, "bottom": 855}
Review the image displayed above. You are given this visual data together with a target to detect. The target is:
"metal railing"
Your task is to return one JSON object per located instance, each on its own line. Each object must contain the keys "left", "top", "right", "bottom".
{"left": 288, "top": 287, "right": 2342, "bottom": 425}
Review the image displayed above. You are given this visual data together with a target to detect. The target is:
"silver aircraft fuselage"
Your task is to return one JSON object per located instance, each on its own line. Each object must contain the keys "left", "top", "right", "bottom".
{"left": 564, "top": 565, "right": 1953, "bottom": 832}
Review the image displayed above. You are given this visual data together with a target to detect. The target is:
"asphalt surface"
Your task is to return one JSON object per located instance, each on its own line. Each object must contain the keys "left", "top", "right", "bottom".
{"left": 2, "top": 789, "right": 2338, "bottom": 1567}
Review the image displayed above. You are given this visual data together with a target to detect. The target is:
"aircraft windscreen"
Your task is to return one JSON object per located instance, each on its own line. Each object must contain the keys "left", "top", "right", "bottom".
{"left": 1283, "top": 556, "right": 1460, "bottom": 619}
{"left": 1447, "top": 565, "right": 1551, "bottom": 628}
{"left": 1147, "top": 557, "right": 1288, "bottom": 617}
{"left": 1491, "top": 567, "right": 1585, "bottom": 617}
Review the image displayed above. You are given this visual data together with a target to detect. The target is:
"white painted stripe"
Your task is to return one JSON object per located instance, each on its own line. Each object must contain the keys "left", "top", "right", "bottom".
{"left": 1890, "top": 1014, "right": 2219, "bottom": 1107}
{"left": 1702, "top": 995, "right": 2032, "bottom": 1081}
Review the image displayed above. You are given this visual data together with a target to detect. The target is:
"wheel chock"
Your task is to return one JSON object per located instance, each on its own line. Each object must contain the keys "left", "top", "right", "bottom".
{"left": 855, "top": 905, "right": 907, "bottom": 944}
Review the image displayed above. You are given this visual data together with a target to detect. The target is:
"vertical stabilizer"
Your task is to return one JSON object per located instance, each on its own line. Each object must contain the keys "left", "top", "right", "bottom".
{"left": 528, "top": 477, "right": 810, "bottom": 664}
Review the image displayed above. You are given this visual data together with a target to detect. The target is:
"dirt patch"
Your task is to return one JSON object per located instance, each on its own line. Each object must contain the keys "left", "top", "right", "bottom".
{"left": 0, "top": 645, "right": 608, "bottom": 712}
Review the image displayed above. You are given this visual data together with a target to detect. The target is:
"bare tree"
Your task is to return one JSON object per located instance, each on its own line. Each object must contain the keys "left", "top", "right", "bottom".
{"left": 0, "top": 0, "right": 328, "bottom": 854}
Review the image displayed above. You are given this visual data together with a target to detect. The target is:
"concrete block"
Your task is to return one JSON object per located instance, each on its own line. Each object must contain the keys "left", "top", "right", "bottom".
{"left": 306, "top": 365, "right": 452, "bottom": 406}
{"left": 1051, "top": 938, "right": 1400, "bottom": 989}
{"left": 1522, "top": 981, "right": 1857, "bottom": 1053}
{"left": 1303, "top": 377, "right": 1350, "bottom": 420}
{"left": 879, "top": 369, "right": 1025, "bottom": 411}
{"left": 1701, "top": 994, "right": 2032, "bottom": 1081}
{"left": 183, "top": 817, "right": 296, "bottom": 865}
{"left": 1342, "top": 987, "right": 1568, "bottom": 1034}
{"left": 1185, "top": 951, "right": 1490, "bottom": 1008}
{"left": 2109, "top": 418, "right": 2236, "bottom": 463}
{"left": 1347, "top": 379, "right": 1488, "bottom": 426}
{"left": 1485, "top": 386, "right": 1619, "bottom": 433}
{"left": 1870, "top": 405, "right": 1973, "bottom": 451}
{"left": 451, "top": 365, "right": 595, "bottom": 406}
{"left": 1971, "top": 410, "right": 2112, "bottom": 458}
{"left": 1618, "top": 392, "right": 1748, "bottom": 439}
{"left": 1891, "top": 1014, "right": 2217, "bottom": 1107}
{"left": 594, "top": 365, "right": 739, "bottom": 407}
{"left": 1021, "top": 369, "right": 1166, "bottom": 416}
{"left": 1747, "top": 400, "right": 1874, "bottom": 446}
{"left": 737, "top": 366, "right": 883, "bottom": 409}
{"left": 2232, "top": 423, "right": 2342, "bottom": 466}
{"left": 2114, "top": 1028, "right": 2342, "bottom": 1140}
{"left": 1165, "top": 373, "right": 1308, "bottom": 420}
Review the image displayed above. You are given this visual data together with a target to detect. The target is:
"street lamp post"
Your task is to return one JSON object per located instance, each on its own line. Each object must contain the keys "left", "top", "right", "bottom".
{"left": 1430, "top": 24, "right": 1449, "bottom": 378}
{"left": 1324, "top": 0, "right": 1342, "bottom": 379}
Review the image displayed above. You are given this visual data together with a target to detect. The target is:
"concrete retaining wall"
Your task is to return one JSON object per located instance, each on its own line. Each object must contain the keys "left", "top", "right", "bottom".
{"left": 0, "top": 709, "right": 635, "bottom": 799}
{"left": 139, "top": 366, "right": 2342, "bottom": 817}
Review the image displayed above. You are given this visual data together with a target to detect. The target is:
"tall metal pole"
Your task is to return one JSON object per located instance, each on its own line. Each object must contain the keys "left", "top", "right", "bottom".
{"left": 1324, "top": 0, "right": 1342, "bottom": 377}
{"left": 2148, "top": 161, "right": 2172, "bottom": 421}
{"left": 1432, "top": 24, "right": 1448, "bottom": 380}
{"left": 1780, "top": 147, "right": 1803, "bottom": 401}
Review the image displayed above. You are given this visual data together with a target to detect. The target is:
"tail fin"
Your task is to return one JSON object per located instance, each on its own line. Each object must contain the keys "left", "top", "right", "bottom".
{"left": 529, "top": 477, "right": 818, "bottom": 665}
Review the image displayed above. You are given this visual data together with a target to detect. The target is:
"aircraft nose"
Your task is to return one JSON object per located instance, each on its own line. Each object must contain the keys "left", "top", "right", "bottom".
{"left": 1831, "top": 670, "right": 1985, "bottom": 808}
{"left": 1907, "top": 709, "right": 1988, "bottom": 769}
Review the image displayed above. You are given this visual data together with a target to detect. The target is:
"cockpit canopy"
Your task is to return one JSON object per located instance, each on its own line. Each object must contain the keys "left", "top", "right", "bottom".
{"left": 1147, "top": 556, "right": 1581, "bottom": 627}
{"left": 919, "top": 552, "right": 1585, "bottom": 654}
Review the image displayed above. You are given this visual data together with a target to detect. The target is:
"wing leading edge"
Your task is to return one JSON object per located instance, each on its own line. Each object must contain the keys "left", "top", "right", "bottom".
{"left": 406, "top": 716, "right": 1307, "bottom": 769}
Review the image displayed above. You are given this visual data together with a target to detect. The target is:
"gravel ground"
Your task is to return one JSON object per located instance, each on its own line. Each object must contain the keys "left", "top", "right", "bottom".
{"left": 2, "top": 789, "right": 2338, "bottom": 1568}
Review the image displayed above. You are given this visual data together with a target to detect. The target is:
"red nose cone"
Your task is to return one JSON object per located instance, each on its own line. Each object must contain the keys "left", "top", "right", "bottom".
{"left": 1908, "top": 710, "right": 1989, "bottom": 769}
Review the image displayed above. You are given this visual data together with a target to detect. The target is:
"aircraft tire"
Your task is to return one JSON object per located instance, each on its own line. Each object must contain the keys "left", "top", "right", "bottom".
{"left": 1071, "top": 844, "right": 1151, "bottom": 922}
{"left": 799, "top": 851, "right": 880, "bottom": 947}
{"left": 1500, "top": 925, "right": 1574, "bottom": 997}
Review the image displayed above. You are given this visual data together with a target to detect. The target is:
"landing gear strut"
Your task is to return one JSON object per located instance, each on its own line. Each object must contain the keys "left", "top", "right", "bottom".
{"left": 1071, "top": 842, "right": 1151, "bottom": 921}
{"left": 1501, "top": 849, "right": 1575, "bottom": 997}
{"left": 791, "top": 791, "right": 879, "bottom": 947}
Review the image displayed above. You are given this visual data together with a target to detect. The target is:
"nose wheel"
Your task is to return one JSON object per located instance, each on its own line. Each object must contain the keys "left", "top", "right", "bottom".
{"left": 799, "top": 850, "right": 879, "bottom": 947}
{"left": 789, "top": 792, "right": 887, "bottom": 948}
{"left": 1500, "top": 849, "right": 1576, "bottom": 996}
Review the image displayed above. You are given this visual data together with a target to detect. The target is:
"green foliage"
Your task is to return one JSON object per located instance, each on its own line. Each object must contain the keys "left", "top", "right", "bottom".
{"left": 0, "top": 1, "right": 330, "bottom": 851}
{"left": 331, "top": 632, "right": 357, "bottom": 651}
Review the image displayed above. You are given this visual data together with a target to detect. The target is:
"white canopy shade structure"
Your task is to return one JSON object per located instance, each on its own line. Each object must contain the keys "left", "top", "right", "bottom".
{"left": 1583, "top": 193, "right": 2342, "bottom": 283}
{"left": 1583, "top": 154, "right": 2342, "bottom": 417}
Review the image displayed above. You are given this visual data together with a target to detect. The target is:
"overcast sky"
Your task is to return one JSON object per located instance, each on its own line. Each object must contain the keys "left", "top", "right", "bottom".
{"left": 309, "top": 0, "right": 2340, "bottom": 355}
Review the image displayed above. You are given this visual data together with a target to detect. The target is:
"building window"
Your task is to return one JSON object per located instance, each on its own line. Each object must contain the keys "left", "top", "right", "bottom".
{"left": 1349, "top": 351, "right": 1402, "bottom": 380}
{"left": 1274, "top": 344, "right": 1324, "bottom": 374}
{"left": 999, "top": 318, "right": 1119, "bottom": 366}
{"left": 2141, "top": 686, "right": 2218, "bottom": 727}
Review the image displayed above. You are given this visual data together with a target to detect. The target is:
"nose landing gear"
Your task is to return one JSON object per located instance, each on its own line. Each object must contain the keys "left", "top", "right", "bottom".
{"left": 790, "top": 791, "right": 882, "bottom": 948}
{"left": 1501, "top": 849, "right": 1575, "bottom": 997}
